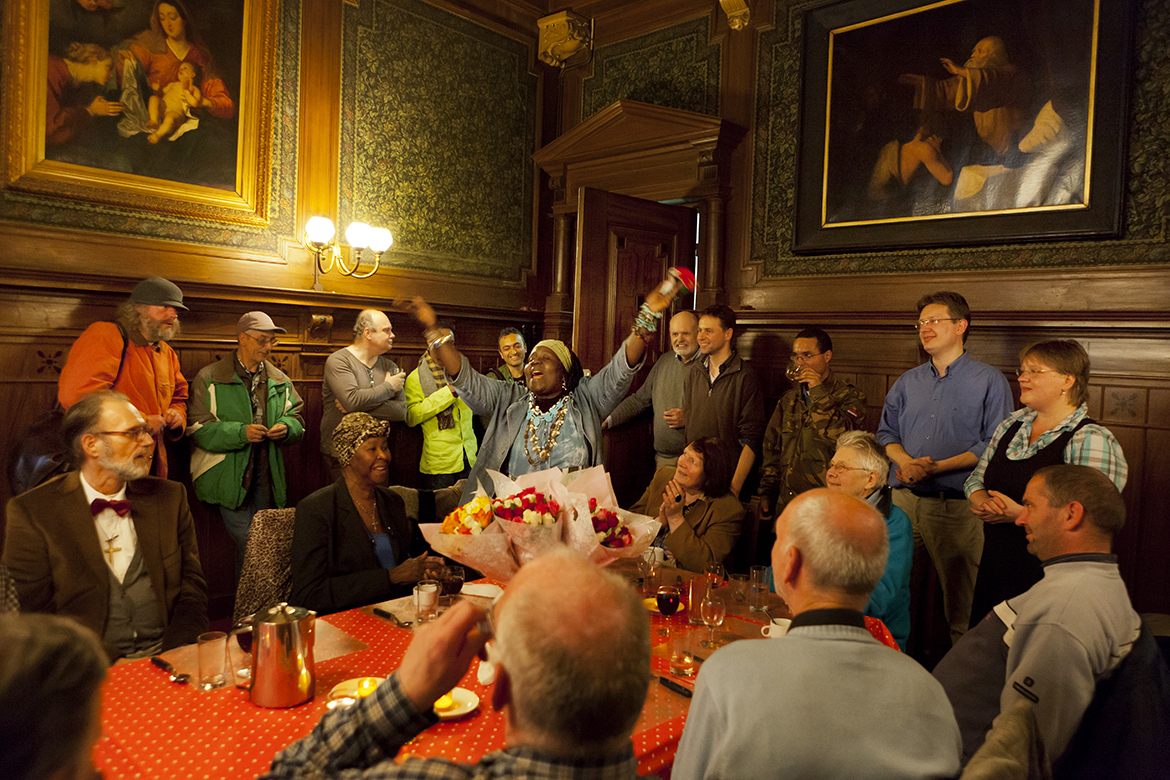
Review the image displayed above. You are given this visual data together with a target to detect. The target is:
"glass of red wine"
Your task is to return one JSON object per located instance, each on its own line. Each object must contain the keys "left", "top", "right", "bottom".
{"left": 441, "top": 565, "right": 465, "bottom": 606}
{"left": 656, "top": 585, "right": 681, "bottom": 637}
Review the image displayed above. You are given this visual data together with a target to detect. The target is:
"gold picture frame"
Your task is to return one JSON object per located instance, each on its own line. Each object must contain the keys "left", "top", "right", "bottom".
{"left": 2, "top": 0, "right": 278, "bottom": 226}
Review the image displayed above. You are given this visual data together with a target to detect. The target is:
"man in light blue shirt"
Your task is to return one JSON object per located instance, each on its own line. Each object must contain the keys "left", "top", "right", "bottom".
{"left": 877, "top": 291, "right": 1013, "bottom": 645}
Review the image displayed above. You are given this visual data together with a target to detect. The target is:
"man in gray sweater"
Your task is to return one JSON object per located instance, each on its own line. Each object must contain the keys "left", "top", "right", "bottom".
{"left": 933, "top": 464, "right": 1141, "bottom": 764}
{"left": 674, "top": 489, "right": 962, "bottom": 780}
{"left": 605, "top": 311, "right": 699, "bottom": 468}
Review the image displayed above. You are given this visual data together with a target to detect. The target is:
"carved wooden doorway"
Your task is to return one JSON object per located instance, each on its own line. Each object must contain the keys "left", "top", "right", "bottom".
{"left": 575, "top": 187, "right": 696, "bottom": 505}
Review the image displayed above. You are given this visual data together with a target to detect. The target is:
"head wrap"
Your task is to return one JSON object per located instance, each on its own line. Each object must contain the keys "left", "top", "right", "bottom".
{"left": 533, "top": 339, "right": 572, "bottom": 372}
{"left": 332, "top": 412, "right": 389, "bottom": 467}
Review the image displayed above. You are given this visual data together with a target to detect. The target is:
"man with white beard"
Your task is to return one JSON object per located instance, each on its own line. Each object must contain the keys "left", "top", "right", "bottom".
{"left": 900, "top": 35, "right": 1025, "bottom": 157}
{"left": 605, "top": 310, "right": 701, "bottom": 468}
{"left": 3, "top": 391, "right": 207, "bottom": 662}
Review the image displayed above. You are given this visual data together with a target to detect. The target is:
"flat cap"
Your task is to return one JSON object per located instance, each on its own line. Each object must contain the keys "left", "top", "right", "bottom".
{"left": 130, "top": 277, "right": 187, "bottom": 310}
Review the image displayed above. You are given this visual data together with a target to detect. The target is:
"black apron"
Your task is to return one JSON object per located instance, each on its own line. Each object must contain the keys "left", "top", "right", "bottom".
{"left": 969, "top": 416, "right": 1093, "bottom": 627}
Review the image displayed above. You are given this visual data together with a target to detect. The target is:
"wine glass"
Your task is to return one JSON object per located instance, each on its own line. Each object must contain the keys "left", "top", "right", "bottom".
{"left": 704, "top": 562, "right": 725, "bottom": 592}
{"left": 656, "top": 585, "right": 681, "bottom": 638}
{"left": 700, "top": 593, "right": 726, "bottom": 649}
{"left": 441, "top": 565, "right": 465, "bottom": 606}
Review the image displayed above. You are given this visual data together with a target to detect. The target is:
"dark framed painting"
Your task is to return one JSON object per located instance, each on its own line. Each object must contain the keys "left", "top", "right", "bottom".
{"left": 792, "top": 0, "right": 1135, "bottom": 254}
{"left": 2, "top": 0, "right": 278, "bottom": 225}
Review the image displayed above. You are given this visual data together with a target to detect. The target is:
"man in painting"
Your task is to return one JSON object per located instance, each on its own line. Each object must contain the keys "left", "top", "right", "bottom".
{"left": 47, "top": 42, "right": 123, "bottom": 146}
{"left": 899, "top": 36, "right": 1026, "bottom": 159}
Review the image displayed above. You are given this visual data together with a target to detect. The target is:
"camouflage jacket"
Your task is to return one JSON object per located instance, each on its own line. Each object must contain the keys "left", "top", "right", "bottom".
{"left": 756, "top": 373, "right": 867, "bottom": 508}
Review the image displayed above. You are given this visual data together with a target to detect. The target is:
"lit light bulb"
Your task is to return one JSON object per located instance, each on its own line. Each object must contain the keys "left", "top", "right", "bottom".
{"left": 345, "top": 222, "right": 371, "bottom": 250}
{"left": 304, "top": 216, "right": 335, "bottom": 245}
{"left": 368, "top": 228, "right": 393, "bottom": 254}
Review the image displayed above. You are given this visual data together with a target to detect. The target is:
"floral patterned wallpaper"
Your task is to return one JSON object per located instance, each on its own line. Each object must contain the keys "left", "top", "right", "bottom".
{"left": 751, "top": 0, "right": 1170, "bottom": 276}
{"left": 0, "top": 0, "right": 301, "bottom": 253}
{"left": 338, "top": 0, "right": 537, "bottom": 281}
{"left": 581, "top": 16, "right": 721, "bottom": 120}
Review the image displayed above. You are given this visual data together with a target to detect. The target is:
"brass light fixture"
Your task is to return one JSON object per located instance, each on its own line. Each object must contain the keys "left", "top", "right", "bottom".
{"left": 719, "top": 0, "right": 750, "bottom": 30}
{"left": 537, "top": 10, "right": 593, "bottom": 68}
{"left": 303, "top": 216, "right": 393, "bottom": 290}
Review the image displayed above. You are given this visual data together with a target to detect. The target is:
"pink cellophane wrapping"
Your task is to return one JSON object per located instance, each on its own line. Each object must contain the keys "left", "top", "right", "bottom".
{"left": 486, "top": 469, "right": 572, "bottom": 566}
{"left": 419, "top": 521, "right": 517, "bottom": 583}
{"left": 562, "top": 466, "right": 660, "bottom": 566}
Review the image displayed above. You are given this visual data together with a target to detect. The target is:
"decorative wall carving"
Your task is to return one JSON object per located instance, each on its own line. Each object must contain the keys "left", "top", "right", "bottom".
{"left": 338, "top": 0, "right": 539, "bottom": 281}
{"left": 581, "top": 15, "right": 721, "bottom": 121}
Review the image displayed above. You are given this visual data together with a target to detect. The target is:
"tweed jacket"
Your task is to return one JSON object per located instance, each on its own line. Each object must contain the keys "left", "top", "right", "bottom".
{"left": 3, "top": 471, "right": 208, "bottom": 660}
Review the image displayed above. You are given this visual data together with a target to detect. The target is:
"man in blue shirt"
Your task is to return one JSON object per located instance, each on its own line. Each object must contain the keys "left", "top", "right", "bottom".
{"left": 877, "top": 291, "right": 1013, "bottom": 645}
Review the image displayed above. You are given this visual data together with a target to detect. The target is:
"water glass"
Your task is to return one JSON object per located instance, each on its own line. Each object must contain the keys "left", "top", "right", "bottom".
{"left": 749, "top": 565, "right": 769, "bottom": 612}
{"left": 669, "top": 650, "right": 696, "bottom": 678}
{"left": 197, "top": 631, "right": 229, "bottom": 691}
{"left": 415, "top": 579, "right": 440, "bottom": 623}
{"left": 729, "top": 573, "right": 749, "bottom": 603}
{"left": 687, "top": 577, "right": 707, "bottom": 625}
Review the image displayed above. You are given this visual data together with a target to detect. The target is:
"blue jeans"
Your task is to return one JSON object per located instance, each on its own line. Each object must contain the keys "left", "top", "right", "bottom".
{"left": 219, "top": 483, "right": 272, "bottom": 582}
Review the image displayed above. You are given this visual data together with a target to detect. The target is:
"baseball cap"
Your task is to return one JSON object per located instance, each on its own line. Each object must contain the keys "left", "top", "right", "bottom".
{"left": 130, "top": 277, "right": 188, "bottom": 310}
{"left": 236, "top": 311, "right": 287, "bottom": 334}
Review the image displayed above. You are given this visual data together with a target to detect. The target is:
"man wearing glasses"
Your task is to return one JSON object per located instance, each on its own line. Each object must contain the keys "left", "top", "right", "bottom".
{"left": 877, "top": 291, "right": 1013, "bottom": 646}
{"left": 3, "top": 391, "right": 208, "bottom": 662}
{"left": 187, "top": 312, "right": 304, "bottom": 578}
{"left": 754, "top": 327, "right": 867, "bottom": 525}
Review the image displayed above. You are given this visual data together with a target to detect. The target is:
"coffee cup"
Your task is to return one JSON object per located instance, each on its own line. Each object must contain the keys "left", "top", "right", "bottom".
{"left": 761, "top": 618, "right": 791, "bottom": 638}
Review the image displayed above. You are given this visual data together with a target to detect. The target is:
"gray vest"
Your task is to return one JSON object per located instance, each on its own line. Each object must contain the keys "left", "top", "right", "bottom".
{"left": 103, "top": 545, "right": 166, "bottom": 656}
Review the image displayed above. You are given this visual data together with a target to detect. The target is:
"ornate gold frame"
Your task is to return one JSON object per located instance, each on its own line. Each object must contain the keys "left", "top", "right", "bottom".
{"left": 1, "top": 0, "right": 278, "bottom": 226}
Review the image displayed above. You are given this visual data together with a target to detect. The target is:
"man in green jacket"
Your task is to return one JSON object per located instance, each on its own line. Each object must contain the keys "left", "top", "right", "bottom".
{"left": 188, "top": 312, "right": 305, "bottom": 578}
{"left": 405, "top": 326, "right": 478, "bottom": 491}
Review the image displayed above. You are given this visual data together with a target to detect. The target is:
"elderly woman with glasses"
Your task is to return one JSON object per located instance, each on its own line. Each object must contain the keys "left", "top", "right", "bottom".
{"left": 629, "top": 437, "right": 745, "bottom": 572}
{"left": 964, "top": 340, "right": 1127, "bottom": 627}
{"left": 290, "top": 413, "right": 436, "bottom": 615}
{"left": 403, "top": 296, "right": 659, "bottom": 507}
{"left": 823, "top": 431, "right": 913, "bottom": 650}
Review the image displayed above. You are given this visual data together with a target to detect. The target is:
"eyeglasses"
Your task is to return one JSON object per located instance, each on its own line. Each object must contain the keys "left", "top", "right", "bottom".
{"left": 790, "top": 351, "right": 824, "bottom": 362}
{"left": 826, "top": 461, "right": 874, "bottom": 474}
{"left": 244, "top": 332, "right": 279, "bottom": 348}
{"left": 914, "top": 318, "right": 960, "bottom": 330}
{"left": 95, "top": 426, "right": 152, "bottom": 441}
{"left": 1016, "top": 368, "right": 1059, "bottom": 378}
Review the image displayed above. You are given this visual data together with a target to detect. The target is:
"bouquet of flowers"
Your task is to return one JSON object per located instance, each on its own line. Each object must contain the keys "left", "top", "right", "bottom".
{"left": 562, "top": 466, "right": 659, "bottom": 566}
{"left": 491, "top": 486, "right": 560, "bottom": 526}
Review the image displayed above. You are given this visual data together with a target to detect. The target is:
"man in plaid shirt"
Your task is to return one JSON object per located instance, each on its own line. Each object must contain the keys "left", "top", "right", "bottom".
{"left": 263, "top": 550, "right": 650, "bottom": 779}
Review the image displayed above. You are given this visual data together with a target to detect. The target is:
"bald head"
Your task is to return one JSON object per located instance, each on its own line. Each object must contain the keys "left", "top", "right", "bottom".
{"left": 494, "top": 550, "right": 650, "bottom": 754}
{"left": 669, "top": 310, "right": 699, "bottom": 359}
{"left": 774, "top": 489, "right": 888, "bottom": 611}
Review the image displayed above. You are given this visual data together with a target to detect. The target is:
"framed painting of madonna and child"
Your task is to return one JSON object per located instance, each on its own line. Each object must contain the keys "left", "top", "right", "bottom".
{"left": 2, "top": 0, "right": 278, "bottom": 225}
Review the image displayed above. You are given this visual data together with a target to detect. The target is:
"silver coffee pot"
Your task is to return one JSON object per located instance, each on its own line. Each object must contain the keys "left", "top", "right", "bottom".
{"left": 236, "top": 602, "right": 316, "bottom": 708}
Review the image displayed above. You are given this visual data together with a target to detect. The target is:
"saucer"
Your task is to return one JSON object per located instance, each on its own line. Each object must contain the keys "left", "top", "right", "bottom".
{"left": 434, "top": 687, "right": 479, "bottom": 720}
{"left": 328, "top": 677, "right": 383, "bottom": 701}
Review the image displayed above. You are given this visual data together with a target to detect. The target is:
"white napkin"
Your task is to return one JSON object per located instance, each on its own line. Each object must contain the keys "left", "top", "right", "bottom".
{"left": 461, "top": 583, "right": 504, "bottom": 599}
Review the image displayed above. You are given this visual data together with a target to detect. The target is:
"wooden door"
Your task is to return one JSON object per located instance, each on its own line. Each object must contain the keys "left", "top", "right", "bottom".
{"left": 574, "top": 187, "right": 697, "bottom": 506}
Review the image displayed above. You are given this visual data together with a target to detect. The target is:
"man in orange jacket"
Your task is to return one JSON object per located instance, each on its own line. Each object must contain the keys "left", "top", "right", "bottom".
{"left": 58, "top": 277, "right": 189, "bottom": 479}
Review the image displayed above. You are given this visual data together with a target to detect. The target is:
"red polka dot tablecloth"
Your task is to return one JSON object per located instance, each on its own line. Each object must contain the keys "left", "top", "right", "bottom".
{"left": 94, "top": 603, "right": 707, "bottom": 779}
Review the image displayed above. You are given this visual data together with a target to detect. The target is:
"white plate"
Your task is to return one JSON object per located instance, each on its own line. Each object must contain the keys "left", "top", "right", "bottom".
{"left": 434, "top": 686, "right": 479, "bottom": 720}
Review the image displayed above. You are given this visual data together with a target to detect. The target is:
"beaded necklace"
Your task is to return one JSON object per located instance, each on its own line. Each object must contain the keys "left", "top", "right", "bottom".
{"left": 525, "top": 393, "right": 570, "bottom": 466}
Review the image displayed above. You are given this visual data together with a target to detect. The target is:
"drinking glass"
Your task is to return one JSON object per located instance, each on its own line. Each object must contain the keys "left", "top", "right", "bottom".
{"left": 656, "top": 585, "right": 681, "bottom": 638}
{"left": 415, "top": 579, "right": 440, "bottom": 623}
{"left": 749, "top": 565, "right": 769, "bottom": 612}
{"left": 700, "top": 593, "right": 726, "bottom": 649}
{"left": 729, "top": 573, "right": 749, "bottom": 603}
{"left": 705, "top": 562, "right": 725, "bottom": 590}
{"left": 197, "top": 631, "right": 228, "bottom": 691}
{"left": 441, "top": 565, "right": 465, "bottom": 606}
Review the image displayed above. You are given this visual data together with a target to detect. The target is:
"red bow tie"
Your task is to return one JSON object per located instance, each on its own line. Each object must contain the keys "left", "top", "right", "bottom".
{"left": 90, "top": 498, "right": 132, "bottom": 517}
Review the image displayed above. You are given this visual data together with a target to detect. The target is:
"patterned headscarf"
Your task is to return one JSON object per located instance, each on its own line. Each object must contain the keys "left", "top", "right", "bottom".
{"left": 533, "top": 339, "right": 572, "bottom": 372}
{"left": 332, "top": 412, "right": 389, "bottom": 467}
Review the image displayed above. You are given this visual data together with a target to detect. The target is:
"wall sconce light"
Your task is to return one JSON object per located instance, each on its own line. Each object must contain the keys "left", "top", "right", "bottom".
{"left": 303, "top": 216, "right": 393, "bottom": 290}
{"left": 719, "top": 0, "right": 750, "bottom": 30}
{"left": 537, "top": 10, "right": 593, "bottom": 68}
